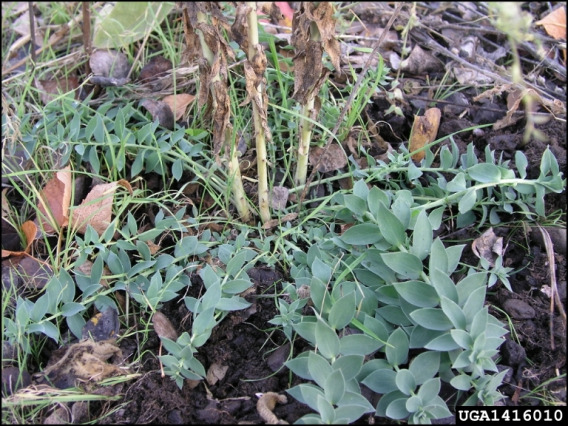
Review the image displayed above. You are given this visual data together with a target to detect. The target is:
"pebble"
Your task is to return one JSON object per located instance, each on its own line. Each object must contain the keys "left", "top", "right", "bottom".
{"left": 502, "top": 299, "right": 535, "bottom": 319}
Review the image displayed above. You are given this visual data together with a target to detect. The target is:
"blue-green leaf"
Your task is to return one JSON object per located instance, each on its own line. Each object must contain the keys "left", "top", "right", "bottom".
{"left": 468, "top": 163, "right": 501, "bottom": 183}
{"left": 386, "top": 397, "right": 411, "bottom": 420}
{"left": 215, "top": 296, "right": 251, "bottom": 311}
{"left": 440, "top": 296, "right": 467, "bottom": 330}
{"left": 409, "top": 351, "right": 440, "bottom": 385}
{"left": 222, "top": 279, "right": 253, "bottom": 295}
{"left": 331, "top": 355, "right": 364, "bottom": 382}
{"left": 339, "top": 334, "right": 383, "bottom": 356}
{"left": 378, "top": 202, "right": 406, "bottom": 247}
{"left": 394, "top": 281, "right": 439, "bottom": 308}
{"left": 308, "top": 351, "right": 332, "bottom": 388}
{"left": 362, "top": 368, "right": 397, "bottom": 394}
{"left": 328, "top": 291, "right": 355, "bottom": 330}
{"left": 396, "top": 369, "right": 416, "bottom": 395}
{"left": 386, "top": 328, "right": 409, "bottom": 366}
{"left": 411, "top": 209, "right": 432, "bottom": 260}
{"left": 341, "top": 223, "right": 383, "bottom": 245}
{"left": 61, "top": 302, "right": 87, "bottom": 317}
{"left": 410, "top": 308, "right": 453, "bottom": 331}
{"left": 324, "top": 369, "right": 345, "bottom": 405}
{"left": 381, "top": 252, "right": 423, "bottom": 280}
{"left": 315, "top": 319, "right": 340, "bottom": 359}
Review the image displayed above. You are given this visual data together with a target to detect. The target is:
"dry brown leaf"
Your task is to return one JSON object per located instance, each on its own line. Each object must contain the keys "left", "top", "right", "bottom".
{"left": 35, "top": 77, "right": 79, "bottom": 105}
{"left": 162, "top": 94, "right": 195, "bottom": 121}
{"left": 230, "top": 3, "right": 251, "bottom": 53}
{"left": 262, "top": 212, "right": 298, "bottom": 230}
{"left": 206, "top": 362, "right": 229, "bottom": 386}
{"left": 309, "top": 144, "right": 347, "bottom": 173}
{"left": 493, "top": 88, "right": 530, "bottom": 130}
{"left": 472, "top": 227, "right": 505, "bottom": 267}
{"left": 139, "top": 55, "right": 172, "bottom": 82}
{"left": 21, "top": 221, "right": 37, "bottom": 253}
{"left": 71, "top": 180, "right": 132, "bottom": 236}
{"left": 16, "top": 256, "right": 53, "bottom": 289}
{"left": 408, "top": 108, "right": 441, "bottom": 162}
{"left": 89, "top": 49, "right": 130, "bottom": 87}
{"left": 37, "top": 166, "right": 72, "bottom": 234}
{"left": 140, "top": 99, "right": 174, "bottom": 130}
{"left": 270, "top": 186, "right": 289, "bottom": 210}
{"left": 401, "top": 45, "right": 444, "bottom": 75}
{"left": 152, "top": 311, "right": 178, "bottom": 341}
{"left": 300, "top": 3, "right": 340, "bottom": 71}
{"left": 536, "top": 6, "right": 566, "bottom": 40}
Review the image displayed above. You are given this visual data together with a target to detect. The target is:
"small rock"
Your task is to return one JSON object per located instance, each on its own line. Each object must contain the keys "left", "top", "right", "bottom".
{"left": 167, "top": 409, "right": 184, "bottom": 424}
{"left": 530, "top": 226, "right": 567, "bottom": 256}
{"left": 266, "top": 342, "right": 290, "bottom": 372}
{"left": 502, "top": 299, "right": 535, "bottom": 319}
{"left": 500, "top": 340, "right": 526, "bottom": 367}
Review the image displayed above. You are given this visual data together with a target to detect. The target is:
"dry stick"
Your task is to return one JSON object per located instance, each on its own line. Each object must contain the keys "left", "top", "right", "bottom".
{"left": 412, "top": 29, "right": 563, "bottom": 106}
{"left": 297, "top": 2, "right": 404, "bottom": 209}
{"left": 28, "top": 2, "right": 36, "bottom": 64}
{"left": 536, "top": 225, "right": 567, "bottom": 350}
{"left": 82, "top": 1, "right": 92, "bottom": 75}
{"left": 2, "top": 11, "right": 86, "bottom": 76}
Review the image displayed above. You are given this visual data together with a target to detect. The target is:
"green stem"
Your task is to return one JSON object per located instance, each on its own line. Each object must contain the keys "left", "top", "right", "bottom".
{"left": 228, "top": 142, "right": 252, "bottom": 222}
{"left": 294, "top": 96, "right": 315, "bottom": 187}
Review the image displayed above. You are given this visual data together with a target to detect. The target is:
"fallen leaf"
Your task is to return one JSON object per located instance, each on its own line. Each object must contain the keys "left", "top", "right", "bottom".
{"left": 37, "top": 166, "right": 72, "bottom": 234}
{"left": 138, "top": 55, "right": 173, "bottom": 91}
{"left": 400, "top": 45, "right": 444, "bottom": 75}
{"left": 493, "top": 88, "right": 532, "bottom": 130}
{"left": 270, "top": 186, "right": 289, "bottom": 210}
{"left": 536, "top": 6, "right": 566, "bottom": 40}
{"left": 408, "top": 108, "right": 441, "bottom": 162}
{"left": 152, "top": 311, "right": 178, "bottom": 341}
{"left": 206, "top": 362, "right": 229, "bottom": 386}
{"left": 16, "top": 256, "right": 53, "bottom": 289}
{"left": 11, "top": 10, "right": 44, "bottom": 44}
{"left": 162, "top": 93, "right": 195, "bottom": 121}
{"left": 89, "top": 50, "right": 130, "bottom": 87}
{"left": 309, "top": 144, "right": 347, "bottom": 172}
{"left": 35, "top": 77, "right": 79, "bottom": 105}
{"left": 140, "top": 99, "right": 174, "bottom": 130}
{"left": 139, "top": 56, "right": 172, "bottom": 82}
{"left": 71, "top": 180, "right": 132, "bottom": 235}
{"left": 472, "top": 227, "right": 505, "bottom": 267}
{"left": 262, "top": 212, "right": 298, "bottom": 230}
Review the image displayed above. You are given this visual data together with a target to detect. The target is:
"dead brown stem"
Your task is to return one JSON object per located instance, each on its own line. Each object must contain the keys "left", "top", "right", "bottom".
{"left": 297, "top": 2, "right": 404, "bottom": 208}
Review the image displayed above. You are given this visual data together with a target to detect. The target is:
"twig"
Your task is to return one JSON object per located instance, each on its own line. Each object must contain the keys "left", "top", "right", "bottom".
{"left": 28, "top": 2, "right": 36, "bottom": 65}
{"left": 82, "top": 2, "right": 92, "bottom": 75}
{"left": 536, "top": 224, "right": 567, "bottom": 350}
{"left": 297, "top": 2, "right": 404, "bottom": 209}
{"left": 2, "top": 11, "right": 85, "bottom": 76}
{"left": 411, "top": 28, "right": 565, "bottom": 104}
